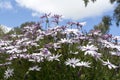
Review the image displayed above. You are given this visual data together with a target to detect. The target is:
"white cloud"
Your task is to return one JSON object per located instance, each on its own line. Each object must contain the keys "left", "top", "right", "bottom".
{"left": 0, "top": 1, "right": 13, "bottom": 10}
{"left": 31, "top": 12, "right": 40, "bottom": 17}
{"left": 15, "top": 0, "right": 115, "bottom": 19}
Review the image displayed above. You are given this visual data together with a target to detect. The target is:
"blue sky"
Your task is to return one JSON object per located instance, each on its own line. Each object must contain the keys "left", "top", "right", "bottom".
{"left": 0, "top": 0, "right": 120, "bottom": 35}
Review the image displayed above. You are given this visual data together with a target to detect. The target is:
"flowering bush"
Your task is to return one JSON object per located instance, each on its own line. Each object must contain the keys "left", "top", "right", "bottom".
{"left": 0, "top": 14, "right": 120, "bottom": 80}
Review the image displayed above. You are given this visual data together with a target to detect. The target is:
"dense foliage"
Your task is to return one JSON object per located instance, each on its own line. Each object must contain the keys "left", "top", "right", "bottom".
{"left": 0, "top": 14, "right": 120, "bottom": 80}
{"left": 0, "top": 25, "right": 5, "bottom": 38}
{"left": 83, "top": 0, "right": 120, "bottom": 26}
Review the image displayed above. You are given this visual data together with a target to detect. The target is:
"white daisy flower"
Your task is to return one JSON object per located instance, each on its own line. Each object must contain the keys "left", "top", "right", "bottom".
{"left": 4, "top": 67, "right": 14, "bottom": 79}
{"left": 81, "top": 45, "right": 98, "bottom": 51}
{"left": 102, "top": 59, "right": 118, "bottom": 69}
{"left": 59, "top": 38, "right": 72, "bottom": 44}
{"left": 76, "top": 61, "right": 91, "bottom": 67}
{"left": 65, "top": 58, "right": 80, "bottom": 68}
{"left": 29, "top": 66, "right": 41, "bottom": 71}
{"left": 47, "top": 54, "right": 62, "bottom": 61}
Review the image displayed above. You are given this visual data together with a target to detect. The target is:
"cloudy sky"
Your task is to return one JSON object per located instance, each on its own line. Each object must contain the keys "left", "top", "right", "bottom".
{"left": 0, "top": 0, "right": 120, "bottom": 35}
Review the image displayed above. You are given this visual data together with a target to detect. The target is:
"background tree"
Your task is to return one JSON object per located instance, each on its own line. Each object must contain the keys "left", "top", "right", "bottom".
{"left": 7, "top": 21, "right": 37, "bottom": 35}
{"left": 20, "top": 21, "right": 36, "bottom": 28}
{"left": 7, "top": 27, "right": 22, "bottom": 35}
{"left": 114, "top": 3, "right": 120, "bottom": 26}
{"left": 83, "top": 0, "right": 120, "bottom": 26}
{"left": 0, "top": 26, "right": 5, "bottom": 38}
{"left": 93, "top": 16, "right": 112, "bottom": 34}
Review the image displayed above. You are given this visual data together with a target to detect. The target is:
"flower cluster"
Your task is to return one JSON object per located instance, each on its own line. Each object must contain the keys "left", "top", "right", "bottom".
{"left": 0, "top": 14, "right": 120, "bottom": 80}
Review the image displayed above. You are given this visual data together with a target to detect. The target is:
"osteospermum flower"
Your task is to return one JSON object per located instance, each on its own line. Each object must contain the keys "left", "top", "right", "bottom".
{"left": 65, "top": 58, "right": 80, "bottom": 68}
{"left": 102, "top": 59, "right": 118, "bottom": 69}
{"left": 69, "top": 51, "right": 79, "bottom": 55}
{"left": 29, "top": 66, "right": 41, "bottom": 71}
{"left": 59, "top": 38, "right": 72, "bottom": 44}
{"left": 100, "top": 40, "right": 116, "bottom": 49}
{"left": 84, "top": 50, "right": 97, "bottom": 56}
{"left": 47, "top": 54, "right": 62, "bottom": 61}
{"left": 0, "top": 62, "right": 11, "bottom": 66}
{"left": 89, "top": 30, "right": 101, "bottom": 36}
{"left": 81, "top": 45, "right": 98, "bottom": 51}
{"left": 40, "top": 48, "right": 51, "bottom": 58}
{"left": 53, "top": 43, "right": 61, "bottom": 50}
{"left": 4, "top": 67, "right": 14, "bottom": 79}
{"left": 111, "top": 51, "right": 120, "bottom": 56}
{"left": 80, "top": 45, "right": 101, "bottom": 59}
{"left": 76, "top": 61, "right": 91, "bottom": 67}
{"left": 65, "top": 29, "right": 80, "bottom": 35}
